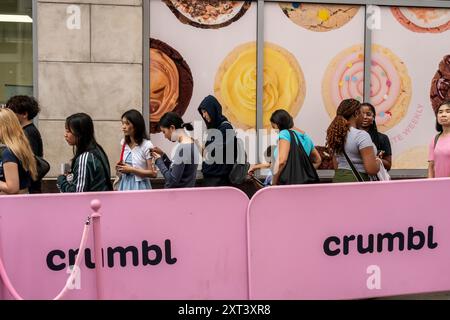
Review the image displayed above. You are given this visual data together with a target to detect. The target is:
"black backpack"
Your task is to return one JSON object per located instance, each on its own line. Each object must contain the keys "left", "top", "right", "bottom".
{"left": 219, "top": 121, "right": 250, "bottom": 185}
{"left": 0, "top": 144, "right": 50, "bottom": 181}
{"left": 228, "top": 136, "right": 250, "bottom": 185}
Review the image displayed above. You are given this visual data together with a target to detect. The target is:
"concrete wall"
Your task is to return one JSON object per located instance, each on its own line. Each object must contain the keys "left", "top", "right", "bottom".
{"left": 37, "top": 0, "right": 143, "bottom": 176}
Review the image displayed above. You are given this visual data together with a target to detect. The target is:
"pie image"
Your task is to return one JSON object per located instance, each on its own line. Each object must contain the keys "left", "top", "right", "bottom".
{"left": 163, "top": 0, "right": 252, "bottom": 29}
{"left": 280, "top": 3, "right": 360, "bottom": 32}
{"left": 150, "top": 38, "right": 193, "bottom": 133}
{"left": 391, "top": 7, "right": 450, "bottom": 33}
{"left": 323, "top": 44, "right": 411, "bottom": 132}
{"left": 214, "top": 42, "right": 305, "bottom": 129}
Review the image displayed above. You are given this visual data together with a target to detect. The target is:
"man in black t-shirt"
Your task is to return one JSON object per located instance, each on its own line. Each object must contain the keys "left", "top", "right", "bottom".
{"left": 6, "top": 95, "right": 44, "bottom": 193}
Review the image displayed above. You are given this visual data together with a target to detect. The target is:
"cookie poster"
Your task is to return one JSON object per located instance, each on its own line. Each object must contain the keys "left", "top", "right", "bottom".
{"left": 372, "top": 6, "right": 450, "bottom": 169}
{"left": 149, "top": 1, "right": 450, "bottom": 169}
{"left": 149, "top": 0, "right": 257, "bottom": 155}
{"left": 264, "top": 2, "right": 366, "bottom": 153}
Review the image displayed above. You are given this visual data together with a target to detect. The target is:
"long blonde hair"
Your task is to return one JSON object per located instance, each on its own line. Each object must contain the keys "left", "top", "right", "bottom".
{"left": 0, "top": 108, "right": 38, "bottom": 180}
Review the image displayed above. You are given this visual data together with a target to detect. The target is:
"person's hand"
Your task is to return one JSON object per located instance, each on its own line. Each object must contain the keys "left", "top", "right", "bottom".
{"left": 116, "top": 164, "right": 134, "bottom": 174}
{"left": 248, "top": 165, "right": 257, "bottom": 177}
{"left": 151, "top": 147, "right": 164, "bottom": 156}
{"left": 378, "top": 151, "right": 385, "bottom": 159}
{"left": 151, "top": 151, "right": 162, "bottom": 160}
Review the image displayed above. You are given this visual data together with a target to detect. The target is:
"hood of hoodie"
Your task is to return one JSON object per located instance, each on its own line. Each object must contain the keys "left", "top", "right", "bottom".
{"left": 198, "top": 95, "right": 228, "bottom": 129}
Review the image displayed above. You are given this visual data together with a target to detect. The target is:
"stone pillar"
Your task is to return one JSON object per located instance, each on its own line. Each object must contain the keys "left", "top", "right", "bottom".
{"left": 37, "top": 0, "right": 143, "bottom": 177}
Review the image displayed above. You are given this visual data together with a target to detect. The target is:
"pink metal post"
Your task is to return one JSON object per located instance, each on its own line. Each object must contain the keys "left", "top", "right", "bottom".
{"left": 90, "top": 199, "right": 104, "bottom": 300}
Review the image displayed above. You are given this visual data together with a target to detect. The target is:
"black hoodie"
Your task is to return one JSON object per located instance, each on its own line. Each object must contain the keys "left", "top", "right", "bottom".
{"left": 198, "top": 95, "right": 236, "bottom": 177}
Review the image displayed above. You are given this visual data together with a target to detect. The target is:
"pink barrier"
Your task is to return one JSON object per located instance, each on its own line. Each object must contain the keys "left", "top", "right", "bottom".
{"left": 247, "top": 179, "right": 450, "bottom": 300}
{"left": 0, "top": 188, "right": 249, "bottom": 300}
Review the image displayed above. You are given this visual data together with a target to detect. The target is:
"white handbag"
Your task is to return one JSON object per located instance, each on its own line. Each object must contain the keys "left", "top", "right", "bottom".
{"left": 376, "top": 158, "right": 391, "bottom": 181}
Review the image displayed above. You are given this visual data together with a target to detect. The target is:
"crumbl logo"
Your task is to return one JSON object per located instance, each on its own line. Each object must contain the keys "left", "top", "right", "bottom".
{"left": 46, "top": 239, "right": 177, "bottom": 271}
{"left": 323, "top": 226, "right": 438, "bottom": 257}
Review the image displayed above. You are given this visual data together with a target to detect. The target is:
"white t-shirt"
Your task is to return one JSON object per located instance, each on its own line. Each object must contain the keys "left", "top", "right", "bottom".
{"left": 121, "top": 139, "right": 154, "bottom": 181}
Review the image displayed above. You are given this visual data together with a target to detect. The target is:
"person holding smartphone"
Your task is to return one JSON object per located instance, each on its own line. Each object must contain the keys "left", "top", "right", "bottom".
{"left": 360, "top": 103, "right": 392, "bottom": 171}
{"left": 151, "top": 112, "right": 199, "bottom": 189}
{"left": 116, "top": 109, "right": 157, "bottom": 191}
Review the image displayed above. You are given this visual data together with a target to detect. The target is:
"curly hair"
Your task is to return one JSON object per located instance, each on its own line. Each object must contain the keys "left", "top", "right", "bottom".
{"left": 326, "top": 99, "right": 361, "bottom": 155}
{"left": 6, "top": 95, "right": 40, "bottom": 120}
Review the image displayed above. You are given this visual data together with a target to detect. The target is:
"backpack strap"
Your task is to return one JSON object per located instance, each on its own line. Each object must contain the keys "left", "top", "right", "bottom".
{"left": 343, "top": 150, "right": 364, "bottom": 182}
{"left": 434, "top": 133, "right": 442, "bottom": 150}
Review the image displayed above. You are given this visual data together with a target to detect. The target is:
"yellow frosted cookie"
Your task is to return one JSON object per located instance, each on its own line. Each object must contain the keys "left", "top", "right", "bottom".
{"left": 214, "top": 42, "right": 306, "bottom": 129}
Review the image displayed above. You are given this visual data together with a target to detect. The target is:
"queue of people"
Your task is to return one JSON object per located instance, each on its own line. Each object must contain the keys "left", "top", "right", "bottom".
{"left": 2, "top": 94, "right": 450, "bottom": 196}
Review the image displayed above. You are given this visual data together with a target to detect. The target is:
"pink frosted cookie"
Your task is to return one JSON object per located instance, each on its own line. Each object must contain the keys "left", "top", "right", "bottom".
{"left": 391, "top": 7, "right": 450, "bottom": 33}
{"left": 323, "top": 44, "right": 411, "bottom": 132}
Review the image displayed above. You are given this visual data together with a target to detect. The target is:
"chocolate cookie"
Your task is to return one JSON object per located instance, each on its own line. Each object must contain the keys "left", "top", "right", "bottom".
{"left": 431, "top": 55, "right": 450, "bottom": 113}
{"left": 163, "top": 0, "right": 251, "bottom": 29}
{"left": 150, "top": 38, "right": 193, "bottom": 133}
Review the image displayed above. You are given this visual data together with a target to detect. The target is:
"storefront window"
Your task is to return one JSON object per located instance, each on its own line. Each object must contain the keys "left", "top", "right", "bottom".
{"left": 371, "top": 6, "right": 450, "bottom": 169}
{"left": 0, "top": 0, "right": 33, "bottom": 105}
{"left": 149, "top": 0, "right": 257, "bottom": 157}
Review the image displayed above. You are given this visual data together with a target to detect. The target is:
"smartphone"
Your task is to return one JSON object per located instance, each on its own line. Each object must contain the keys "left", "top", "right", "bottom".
{"left": 61, "top": 163, "right": 71, "bottom": 175}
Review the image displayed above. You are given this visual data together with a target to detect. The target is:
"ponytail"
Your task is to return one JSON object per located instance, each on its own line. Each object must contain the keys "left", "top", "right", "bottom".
{"left": 326, "top": 115, "right": 350, "bottom": 155}
{"left": 326, "top": 99, "right": 361, "bottom": 155}
{"left": 159, "top": 112, "right": 192, "bottom": 131}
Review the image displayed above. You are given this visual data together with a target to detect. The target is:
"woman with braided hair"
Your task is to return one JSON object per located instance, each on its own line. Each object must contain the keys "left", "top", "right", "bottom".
{"left": 326, "top": 99, "right": 379, "bottom": 183}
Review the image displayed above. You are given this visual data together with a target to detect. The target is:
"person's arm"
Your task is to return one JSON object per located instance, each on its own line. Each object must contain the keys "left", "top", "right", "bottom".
{"left": 248, "top": 163, "right": 271, "bottom": 176}
{"left": 378, "top": 134, "right": 392, "bottom": 170}
{"left": 116, "top": 159, "right": 157, "bottom": 178}
{"left": 272, "top": 139, "right": 290, "bottom": 186}
{"left": 57, "top": 153, "right": 91, "bottom": 193}
{"left": 310, "top": 147, "right": 322, "bottom": 170}
{"left": 428, "top": 161, "right": 435, "bottom": 179}
{"left": 380, "top": 154, "right": 392, "bottom": 171}
{"left": 0, "top": 162, "right": 20, "bottom": 194}
{"left": 155, "top": 158, "right": 185, "bottom": 188}
{"left": 360, "top": 147, "right": 380, "bottom": 176}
